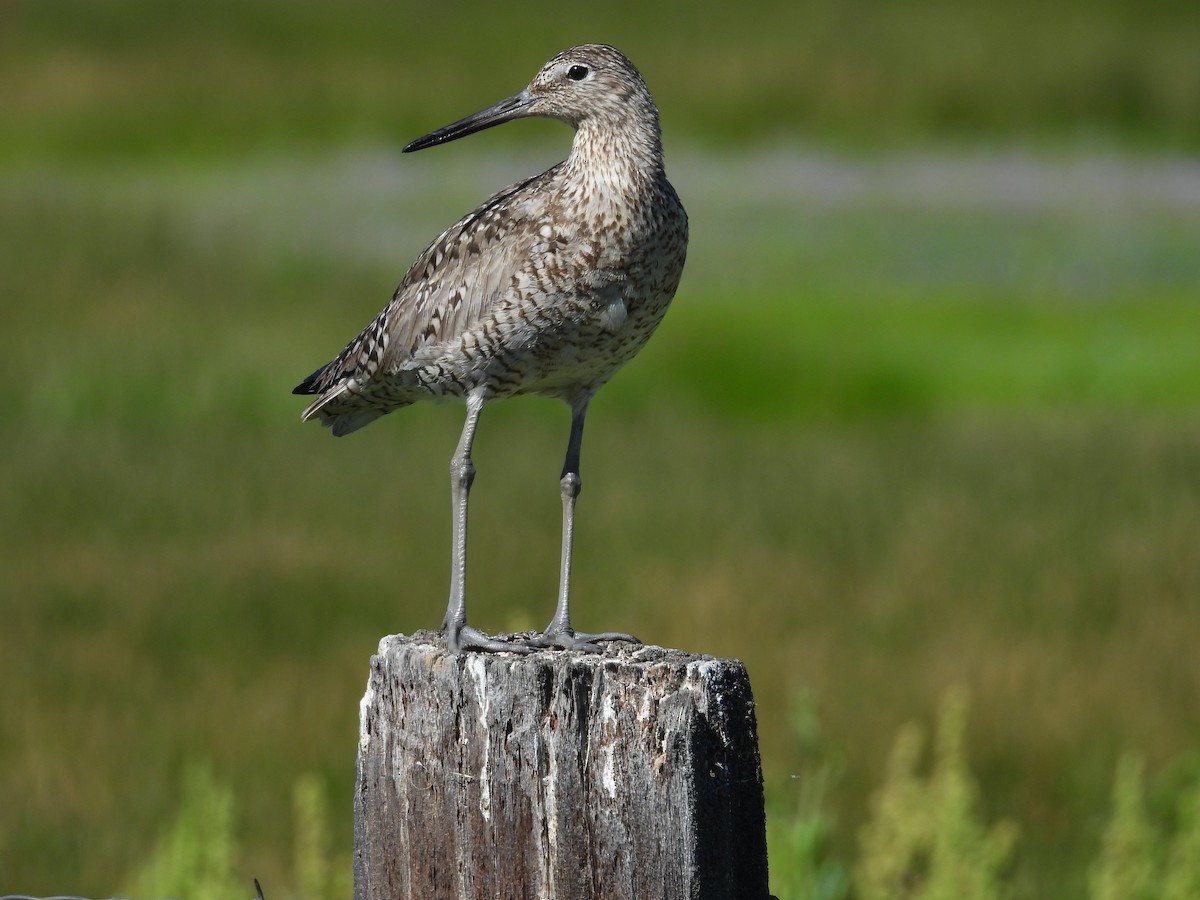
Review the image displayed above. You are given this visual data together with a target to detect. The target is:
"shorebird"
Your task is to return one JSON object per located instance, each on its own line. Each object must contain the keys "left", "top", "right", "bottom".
{"left": 294, "top": 44, "right": 687, "bottom": 654}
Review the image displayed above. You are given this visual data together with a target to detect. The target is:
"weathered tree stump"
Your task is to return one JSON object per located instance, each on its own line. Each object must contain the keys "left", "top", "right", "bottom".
{"left": 354, "top": 632, "right": 770, "bottom": 900}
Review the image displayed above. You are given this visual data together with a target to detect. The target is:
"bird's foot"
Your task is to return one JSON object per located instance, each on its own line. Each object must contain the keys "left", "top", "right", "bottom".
{"left": 529, "top": 627, "right": 641, "bottom": 654}
{"left": 444, "top": 622, "right": 535, "bottom": 655}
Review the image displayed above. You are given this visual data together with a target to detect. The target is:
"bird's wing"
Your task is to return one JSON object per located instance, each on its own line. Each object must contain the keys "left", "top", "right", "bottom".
{"left": 294, "top": 168, "right": 554, "bottom": 399}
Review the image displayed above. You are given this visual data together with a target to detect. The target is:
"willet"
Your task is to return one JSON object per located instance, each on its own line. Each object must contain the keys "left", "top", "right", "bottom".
{"left": 294, "top": 44, "right": 688, "bottom": 654}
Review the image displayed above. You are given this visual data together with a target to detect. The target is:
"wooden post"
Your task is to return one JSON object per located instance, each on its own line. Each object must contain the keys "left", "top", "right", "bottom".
{"left": 354, "top": 632, "right": 771, "bottom": 900}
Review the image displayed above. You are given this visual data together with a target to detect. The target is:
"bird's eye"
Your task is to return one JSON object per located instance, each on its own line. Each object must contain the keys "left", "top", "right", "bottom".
{"left": 567, "top": 65, "right": 589, "bottom": 81}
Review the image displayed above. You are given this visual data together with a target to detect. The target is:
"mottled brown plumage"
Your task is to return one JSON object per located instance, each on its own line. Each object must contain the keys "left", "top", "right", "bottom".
{"left": 295, "top": 44, "right": 687, "bottom": 653}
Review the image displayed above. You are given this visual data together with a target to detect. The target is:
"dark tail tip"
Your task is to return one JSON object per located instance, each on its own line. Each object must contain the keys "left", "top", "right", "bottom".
{"left": 292, "top": 364, "right": 327, "bottom": 395}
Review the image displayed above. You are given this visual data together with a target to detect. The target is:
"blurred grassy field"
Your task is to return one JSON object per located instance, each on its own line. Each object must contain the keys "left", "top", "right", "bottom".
{"left": 4, "top": 0, "right": 1200, "bottom": 159}
{"left": 3, "top": 2, "right": 1200, "bottom": 898}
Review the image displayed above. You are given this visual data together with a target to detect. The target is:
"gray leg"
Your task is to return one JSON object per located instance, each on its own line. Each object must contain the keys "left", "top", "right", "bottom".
{"left": 441, "top": 393, "right": 530, "bottom": 655}
{"left": 532, "top": 396, "right": 640, "bottom": 653}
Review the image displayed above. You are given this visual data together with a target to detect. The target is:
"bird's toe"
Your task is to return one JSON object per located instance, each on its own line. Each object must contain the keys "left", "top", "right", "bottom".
{"left": 529, "top": 628, "right": 641, "bottom": 653}
{"left": 445, "top": 623, "right": 535, "bottom": 655}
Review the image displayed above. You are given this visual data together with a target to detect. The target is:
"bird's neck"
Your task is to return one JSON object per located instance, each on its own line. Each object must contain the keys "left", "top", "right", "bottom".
{"left": 565, "top": 113, "right": 665, "bottom": 200}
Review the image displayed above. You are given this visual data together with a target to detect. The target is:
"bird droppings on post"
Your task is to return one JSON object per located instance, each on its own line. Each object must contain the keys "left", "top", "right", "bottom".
{"left": 294, "top": 43, "right": 687, "bottom": 656}
{"left": 465, "top": 654, "right": 494, "bottom": 822}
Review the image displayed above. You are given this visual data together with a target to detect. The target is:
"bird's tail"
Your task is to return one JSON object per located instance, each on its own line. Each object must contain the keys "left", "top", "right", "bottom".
{"left": 293, "top": 366, "right": 398, "bottom": 437}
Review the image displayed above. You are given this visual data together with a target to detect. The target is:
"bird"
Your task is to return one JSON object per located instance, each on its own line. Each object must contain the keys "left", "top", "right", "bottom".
{"left": 293, "top": 44, "right": 688, "bottom": 655}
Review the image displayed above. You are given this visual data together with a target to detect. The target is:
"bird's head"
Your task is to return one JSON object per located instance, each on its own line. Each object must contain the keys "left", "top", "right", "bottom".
{"left": 403, "top": 44, "right": 658, "bottom": 153}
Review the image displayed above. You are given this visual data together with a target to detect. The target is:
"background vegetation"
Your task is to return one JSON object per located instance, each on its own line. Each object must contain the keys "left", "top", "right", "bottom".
{"left": 2, "top": 1, "right": 1199, "bottom": 897}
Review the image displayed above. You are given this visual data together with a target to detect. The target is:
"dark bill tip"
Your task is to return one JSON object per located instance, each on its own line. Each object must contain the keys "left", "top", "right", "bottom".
{"left": 404, "top": 89, "right": 536, "bottom": 153}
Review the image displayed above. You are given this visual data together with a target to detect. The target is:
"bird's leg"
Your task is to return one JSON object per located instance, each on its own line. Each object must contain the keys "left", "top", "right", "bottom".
{"left": 441, "top": 393, "right": 529, "bottom": 655}
{"left": 532, "top": 396, "right": 641, "bottom": 653}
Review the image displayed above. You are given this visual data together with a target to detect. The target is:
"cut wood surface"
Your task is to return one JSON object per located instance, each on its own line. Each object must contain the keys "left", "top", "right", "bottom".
{"left": 354, "top": 632, "right": 771, "bottom": 900}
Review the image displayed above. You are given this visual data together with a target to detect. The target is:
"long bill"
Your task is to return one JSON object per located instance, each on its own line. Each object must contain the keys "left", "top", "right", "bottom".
{"left": 403, "top": 89, "right": 536, "bottom": 153}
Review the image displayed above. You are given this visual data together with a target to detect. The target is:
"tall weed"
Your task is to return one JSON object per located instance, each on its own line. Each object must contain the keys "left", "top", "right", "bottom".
{"left": 853, "top": 691, "right": 1017, "bottom": 900}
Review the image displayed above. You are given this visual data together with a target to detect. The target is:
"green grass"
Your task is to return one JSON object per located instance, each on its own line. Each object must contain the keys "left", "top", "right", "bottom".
{"left": 6, "top": 410, "right": 1200, "bottom": 895}
{"left": 3, "top": 146, "right": 1200, "bottom": 897}
{"left": 4, "top": 4, "right": 1200, "bottom": 895}
{"left": 4, "top": 0, "right": 1200, "bottom": 162}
